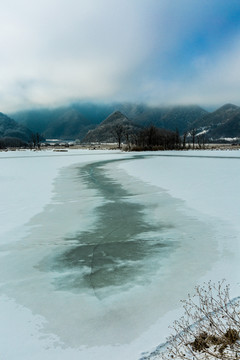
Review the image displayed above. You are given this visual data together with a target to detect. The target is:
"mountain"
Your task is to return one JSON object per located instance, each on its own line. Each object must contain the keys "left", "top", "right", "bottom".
{"left": 154, "top": 105, "right": 208, "bottom": 133}
{"left": 210, "top": 113, "right": 240, "bottom": 138}
{"left": 8, "top": 102, "right": 240, "bottom": 143}
{"left": 192, "top": 103, "right": 240, "bottom": 139}
{"left": 12, "top": 103, "right": 208, "bottom": 140}
{"left": 43, "top": 109, "right": 91, "bottom": 139}
{"left": 82, "top": 111, "right": 140, "bottom": 144}
{"left": 0, "top": 112, "right": 32, "bottom": 142}
{"left": 112, "top": 104, "right": 208, "bottom": 134}
{"left": 11, "top": 103, "right": 116, "bottom": 140}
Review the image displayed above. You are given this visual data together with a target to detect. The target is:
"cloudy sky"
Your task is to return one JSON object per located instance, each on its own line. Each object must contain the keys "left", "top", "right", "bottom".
{"left": 1, "top": 0, "right": 240, "bottom": 111}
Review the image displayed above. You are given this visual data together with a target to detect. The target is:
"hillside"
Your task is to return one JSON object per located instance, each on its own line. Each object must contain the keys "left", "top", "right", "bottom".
{"left": 82, "top": 111, "right": 140, "bottom": 145}
{"left": 208, "top": 113, "right": 240, "bottom": 138}
{"left": 0, "top": 112, "right": 32, "bottom": 142}
{"left": 43, "top": 109, "right": 91, "bottom": 139}
{"left": 192, "top": 103, "right": 240, "bottom": 139}
{"left": 11, "top": 103, "right": 116, "bottom": 140}
{"left": 158, "top": 105, "right": 208, "bottom": 133}
{"left": 114, "top": 104, "right": 208, "bottom": 134}
{"left": 12, "top": 103, "right": 208, "bottom": 140}
{"left": 11, "top": 101, "right": 240, "bottom": 142}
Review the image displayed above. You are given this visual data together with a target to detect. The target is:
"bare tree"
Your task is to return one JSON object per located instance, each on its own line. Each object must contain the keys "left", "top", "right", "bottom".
{"left": 31, "top": 132, "right": 41, "bottom": 149}
{"left": 198, "top": 133, "right": 207, "bottom": 149}
{"left": 182, "top": 132, "right": 187, "bottom": 149}
{"left": 190, "top": 128, "right": 197, "bottom": 149}
{"left": 111, "top": 124, "right": 124, "bottom": 149}
{"left": 123, "top": 125, "right": 135, "bottom": 150}
{"left": 31, "top": 133, "right": 37, "bottom": 148}
{"left": 175, "top": 128, "right": 181, "bottom": 149}
{"left": 36, "top": 132, "right": 40, "bottom": 149}
{"left": 163, "top": 281, "right": 240, "bottom": 360}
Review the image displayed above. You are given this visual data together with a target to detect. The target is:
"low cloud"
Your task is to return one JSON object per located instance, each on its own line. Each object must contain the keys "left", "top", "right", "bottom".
{"left": 1, "top": 0, "right": 240, "bottom": 111}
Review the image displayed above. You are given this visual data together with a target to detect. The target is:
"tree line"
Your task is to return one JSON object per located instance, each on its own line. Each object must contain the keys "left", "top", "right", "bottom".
{"left": 111, "top": 124, "right": 207, "bottom": 151}
{"left": 0, "top": 132, "right": 42, "bottom": 150}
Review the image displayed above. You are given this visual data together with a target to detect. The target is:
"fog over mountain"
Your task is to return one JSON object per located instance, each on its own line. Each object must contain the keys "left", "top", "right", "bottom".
{"left": 12, "top": 102, "right": 208, "bottom": 140}
{"left": 7, "top": 101, "right": 240, "bottom": 142}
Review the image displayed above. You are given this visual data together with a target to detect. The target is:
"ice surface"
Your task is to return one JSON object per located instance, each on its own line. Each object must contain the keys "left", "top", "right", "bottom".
{"left": 0, "top": 149, "right": 240, "bottom": 359}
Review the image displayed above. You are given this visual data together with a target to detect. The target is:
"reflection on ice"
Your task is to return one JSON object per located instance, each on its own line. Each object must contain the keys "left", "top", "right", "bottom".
{"left": 53, "top": 239, "right": 170, "bottom": 295}
{"left": 50, "top": 160, "right": 176, "bottom": 297}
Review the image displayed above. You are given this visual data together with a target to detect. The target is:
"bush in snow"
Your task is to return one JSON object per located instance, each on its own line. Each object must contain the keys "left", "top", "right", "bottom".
{"left": 163, "top": 281, "right": 240, "bottom": 360}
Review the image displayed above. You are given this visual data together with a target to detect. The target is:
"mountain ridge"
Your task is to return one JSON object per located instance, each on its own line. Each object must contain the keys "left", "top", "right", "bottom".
{"left": 82, "top": 110, "right": 140, "bottom": 144}
{"left": 192, "top": 103, "right": 240, "bottom": 139}
{"left": 0, "top": 112, "right": 32, "bottom": 142}
{"left": 7, "top": 102, "right": 240, "bottom": 143}
{"left": 11, "top": 103, "right": 208, "bottom": 140}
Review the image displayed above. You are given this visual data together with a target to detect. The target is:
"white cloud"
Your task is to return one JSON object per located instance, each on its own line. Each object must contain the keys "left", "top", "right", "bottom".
{"left": 0, "top": 0, "right": 240, "bottom": 111}
{"left": 0, "top": 0, "right": 156, "bottom": 110}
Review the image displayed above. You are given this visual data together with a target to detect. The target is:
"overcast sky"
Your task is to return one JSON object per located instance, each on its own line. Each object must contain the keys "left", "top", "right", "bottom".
{"left": 1, "top": 0, "right": 240, "bottom": 112}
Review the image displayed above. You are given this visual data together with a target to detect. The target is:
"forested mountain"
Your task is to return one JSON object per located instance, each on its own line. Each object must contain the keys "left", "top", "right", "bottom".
{"left": 192, "top": 103, "right": 240, "bottom": 139}
{"left": 11, "top": 103, "right": 115, "bottom": 140}
{"left": 9, "top": 101, "right": 240, "bottom": 142}
{"left": 82, "top": 111, "right": 140, "bottom": 145}
{"left": 158, "top": 105, "right": 208, "bottom": 133}
{"left": 0, "top": 112, "right": 32, "bottom": 142}
{"left": 12, "top": 102, "right": 208, "bottom": 140}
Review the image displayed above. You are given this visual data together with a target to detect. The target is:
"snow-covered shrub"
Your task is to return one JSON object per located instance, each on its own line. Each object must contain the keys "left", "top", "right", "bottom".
{"left": 163, "top": 281, "right": 240, "bottom": 360}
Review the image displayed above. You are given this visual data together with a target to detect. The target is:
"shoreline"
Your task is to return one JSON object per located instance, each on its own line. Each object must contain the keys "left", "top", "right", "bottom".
{"left": 1, "top": 141, "right": 240, "bottom": 153}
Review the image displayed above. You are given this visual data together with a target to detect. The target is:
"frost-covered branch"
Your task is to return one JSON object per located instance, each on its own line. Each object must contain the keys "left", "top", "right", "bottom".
{"left": 161, "top": 281, "right": 240, "bottom": 360}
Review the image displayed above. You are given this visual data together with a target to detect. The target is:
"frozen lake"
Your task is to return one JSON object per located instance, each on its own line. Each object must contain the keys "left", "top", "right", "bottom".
{"left": 0, "top": 149, "right": 240, "bottom": 359}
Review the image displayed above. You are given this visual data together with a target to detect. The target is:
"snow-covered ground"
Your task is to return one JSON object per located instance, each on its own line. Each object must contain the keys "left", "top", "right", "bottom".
{"left": 0, "top": 149, "right": 239, "bottom": 360}
{"left": 117, "top": 150, "right": 240, "bottom": 287}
